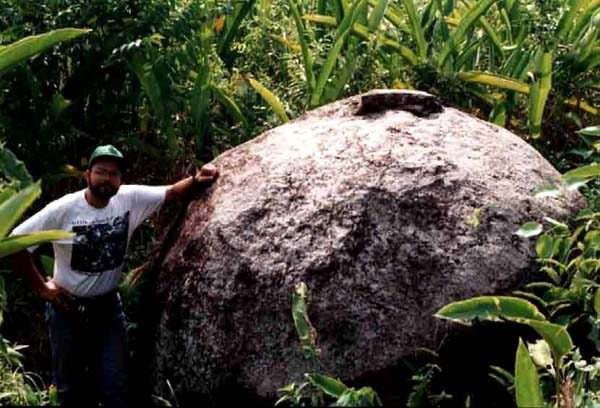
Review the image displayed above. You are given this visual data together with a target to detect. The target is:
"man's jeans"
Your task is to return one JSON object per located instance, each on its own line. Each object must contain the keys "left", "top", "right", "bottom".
{"left": 45, "top": 291, "right": 129, "bottom": 408}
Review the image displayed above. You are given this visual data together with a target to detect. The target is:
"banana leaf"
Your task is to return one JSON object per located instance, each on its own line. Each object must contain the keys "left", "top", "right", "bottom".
{"left": 0, "top": 231, "right": 74, "bottom": 258}
{"left": 0, "top": 181, "right": 41, "bottom": 238}
{"left": 0, "top": 28, "right": 90, "bottom": 75}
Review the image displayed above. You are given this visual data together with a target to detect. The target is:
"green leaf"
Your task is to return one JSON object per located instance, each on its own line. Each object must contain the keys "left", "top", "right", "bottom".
{"left": 434, "top": 296, "right": 546, "bottom": 324}
{"left": 0, "top": 188, "right": 14, "bottom": 207}
{"left": 0, "top": 28, "right": 90, "bottom": 75}
{"left": 594, "top": 288, "right": 600, "bottom": 318}
{"left": 40, "top": 255, "right": 54, "bottom": 277}
{"left": 306, "top": 373, "right": 348, "bottom": 398}
{"left": 0, "top": 181, "right": 41, "bottom": 238}
{"left": 556, "top": 0, "right": 588, "bottom": 40}
{"left": 218, "top": 0, "right": 257, "bottom": 63}
{"left": 48, "top": 93, "right": 71, "bottom": 122}
{"left": 437, "top": 0, "right": 499, "bottom": 68}
{"left": 528, "top": 50, "right": 552, "bottom": 138}
{"left": 536, "top": 235, "right": 554, "bottom": 259}
{"left": 303, "top": 14, "right": 418, "bottom": 65}
{"left": 289, "top": 0, "right": 316, "bottom": 92}
{"left": 368, "top": 0, "right": 389, "bottom": 32}
{"left": 540, "top": 266, "right": 561, "bottom": 285}
{"left": 128, "top": 54, "right": 167, "bottom": 128}
{"left": 533, "top": 184, "right": 561, "bottom": 198}
{"left": 515, "top": 318, "right": 573, "bottom": 358}
{"left": 515, "top": 339, "right": 544, "bottom": 408}
{"left": 527, "top": 339, "right": 553, "bottom": 369}
{"left": 292, "top": 282, "right": 320, "bottom": 358}
{"left": 489, "top": 101, "right": 507, "bottom": 126}
{"left": 563, "top": 164, "right": 600, "bottom": 184}
{"left": 457, "top": 71, "right": 530, "bottom": 93}
{"left": 0, "top": 144, "right": 33, "bottom": 188}
{"left": 515, "top": 222, "right": 543, "bottom": 238}
{"left": 310, "top": 0, "right": 368, "bottom": 107}
{"left": 577, "top": 126, "right": 600, "bottom": 137}
{"left": 246, "top": 76, "right": 289, "bottom": 123}
{"left": 0, "top": 230, "right": 74, "bottom": 258}
{"left": 544, "top": 217, "right": 569, "bottom": 231}
{"left": 210, "top": 85, "right": 249, "bottom": 132}
{"left": 400, "top": 0, "right": 427, "bottom": 60}
{"left": 190, "top": 51, "right": 211, "bottom": 154}
{"left": 478, "top": 16, "right": 505, "bottom": 58}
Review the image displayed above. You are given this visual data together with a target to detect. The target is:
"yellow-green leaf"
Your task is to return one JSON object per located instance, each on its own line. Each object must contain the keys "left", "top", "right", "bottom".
{"left": 563, "top": 164, "right": 600, "bottom": 183}
{"left": 457, "top": 71, "right": 529, "bottom": 94}
{"left": 306, "top": 373, "right": 348, "bottom": 398}
{"left": 536, "top": 234, "right": 554, "bottom": 259}
{"left": 246, "top": 76, "right": 289, "bottom": 123}
{"left": 435, "top": 296, "right": 546, "bottom": 324}
{"left": 0, "top": 28, "right": 90, "bottom": 74}
{"left": 0, "top": 181, "right": 41, "bottom": 238}
{"left": 515, "top": 222, "right": 543, "bottom": 238}
{"left": 528, "top": 50, "right": 552, "bottom": 138}
{"left": 514, "top": 318, "right": 573, "bottom": 358}
{"left": 515, "top": 339, "right": 544, "bottom": 408}
{"left": 0, "top": 230, "right": 74, "bottom": 258}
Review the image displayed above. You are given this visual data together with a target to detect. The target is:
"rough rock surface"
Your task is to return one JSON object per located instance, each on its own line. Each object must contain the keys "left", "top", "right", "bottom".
{"left": 151, "top": 90, "right": 584, "bottom": 399}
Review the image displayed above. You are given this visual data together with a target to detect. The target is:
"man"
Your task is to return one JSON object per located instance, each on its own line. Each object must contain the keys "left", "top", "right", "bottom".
{"left": 10, "top": 144, "right": 218, "bottom": 407}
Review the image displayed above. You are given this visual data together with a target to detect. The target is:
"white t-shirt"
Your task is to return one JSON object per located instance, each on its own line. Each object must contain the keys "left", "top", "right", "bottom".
{"left": 10, "top": 185, "right": 169, "bottom": 297}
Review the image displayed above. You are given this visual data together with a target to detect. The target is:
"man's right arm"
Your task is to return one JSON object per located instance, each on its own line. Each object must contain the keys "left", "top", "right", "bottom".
{"left": 11, "top": 250, "right": 73, "bottom": 309}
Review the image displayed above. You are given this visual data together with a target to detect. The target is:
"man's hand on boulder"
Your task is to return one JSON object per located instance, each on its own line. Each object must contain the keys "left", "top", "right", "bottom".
{"left": 166, "top": 164, "right": 219, "bottom": 203}
{"left": 194, "top": 163, "right": 219, "bottom": 186}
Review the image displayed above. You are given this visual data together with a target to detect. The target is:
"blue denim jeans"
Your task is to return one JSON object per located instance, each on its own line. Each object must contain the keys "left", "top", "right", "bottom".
{"left": 46, "top": 292, "right": 129, "bottom": 408}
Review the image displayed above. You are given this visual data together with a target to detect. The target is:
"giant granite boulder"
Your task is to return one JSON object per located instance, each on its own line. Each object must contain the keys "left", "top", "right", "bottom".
{"left": 149, "top": 90, "right": 584, "bottom": 399}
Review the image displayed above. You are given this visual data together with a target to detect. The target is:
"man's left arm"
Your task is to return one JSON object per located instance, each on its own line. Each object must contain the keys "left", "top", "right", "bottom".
{"left": 165, "top": 163, "right": 219, "bottom": 203}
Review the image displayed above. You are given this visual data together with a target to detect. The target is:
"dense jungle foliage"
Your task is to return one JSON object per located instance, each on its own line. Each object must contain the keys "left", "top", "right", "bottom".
{"left": 0, "top": 0, "right": 598, "bottom": 406}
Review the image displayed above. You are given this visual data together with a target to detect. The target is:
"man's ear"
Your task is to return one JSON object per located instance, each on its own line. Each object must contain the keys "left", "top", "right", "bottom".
{"left": 84, "top": 169, "right": 91, "bottom": 185}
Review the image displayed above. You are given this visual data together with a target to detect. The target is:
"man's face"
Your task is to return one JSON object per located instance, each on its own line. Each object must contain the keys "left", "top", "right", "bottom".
{"left": 85, "top": 159, "right": 122, "bottom": 200}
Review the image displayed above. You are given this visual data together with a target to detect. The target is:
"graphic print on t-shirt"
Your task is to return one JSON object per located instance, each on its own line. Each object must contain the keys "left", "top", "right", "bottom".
{"left": 70, "top": 212, "right": 129, "bottom": 274}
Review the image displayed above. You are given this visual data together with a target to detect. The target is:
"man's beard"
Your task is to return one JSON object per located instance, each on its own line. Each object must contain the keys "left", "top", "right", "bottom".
{"left": 89, "top": 182, "right": 119, "bottom": 200}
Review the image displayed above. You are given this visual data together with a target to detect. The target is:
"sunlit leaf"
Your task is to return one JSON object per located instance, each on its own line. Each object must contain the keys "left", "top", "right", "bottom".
{"left": 528, "top": 50, "right": 552, "bottom": 138}
{"left": 0, "top": 28, "right": 90, "bottom": 74}
{"left": 306, "top": 373, "right": 348, "bottom": 398}
{"left": 515, "top": 339, "right": 544, "bottom": 408}
{"left": 246, "top": 76, "right": 289, "bottom": 123}
{"left": 543, "top": 217, "right": 569, "bottom": 231}
{"left": 594, "top": 288, "right": 600, "bottom": 318}
{"left": 292, "top": 282, "right": 320, "bottom": 358}
{"left": 536, "top": 235, "right": 554, "bottom": 259}
{"left": 514, "top": 318, "right": 573, "bottom": 358}
{"left": 515, "top": 222, "right": 543, "bottom": 238}
{"left": 0, "top": 181, "right": 41, "bottom": 238}
{"left": 435, "top": 296, "right": 546, "bottom": 324}
{"left": 533, "top": 184, "right": 561, "bottom": 198}
{"left": 457, "top": 71, "right": 529, "bottom": 94}
{"left": 577, "top": 126, "right": 600, "bottom": 138}
{"left": 527, "top": 339, "right": 553, "bottom": 369}
{"left": 563, "top": 164, "right": 600, "bottom": 185}
{"left": 0, "top": 230, "right": 74, "bottom": 258}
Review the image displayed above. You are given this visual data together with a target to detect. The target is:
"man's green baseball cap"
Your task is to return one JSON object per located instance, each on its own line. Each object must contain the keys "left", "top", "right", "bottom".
{"left": 88, "top": 145, "right": 125, "bottom": 169}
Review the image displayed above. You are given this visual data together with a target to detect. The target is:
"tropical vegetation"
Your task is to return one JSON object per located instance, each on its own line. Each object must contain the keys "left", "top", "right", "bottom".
{"left": 0, "top": 0, "right": 598, "bottom": 406}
